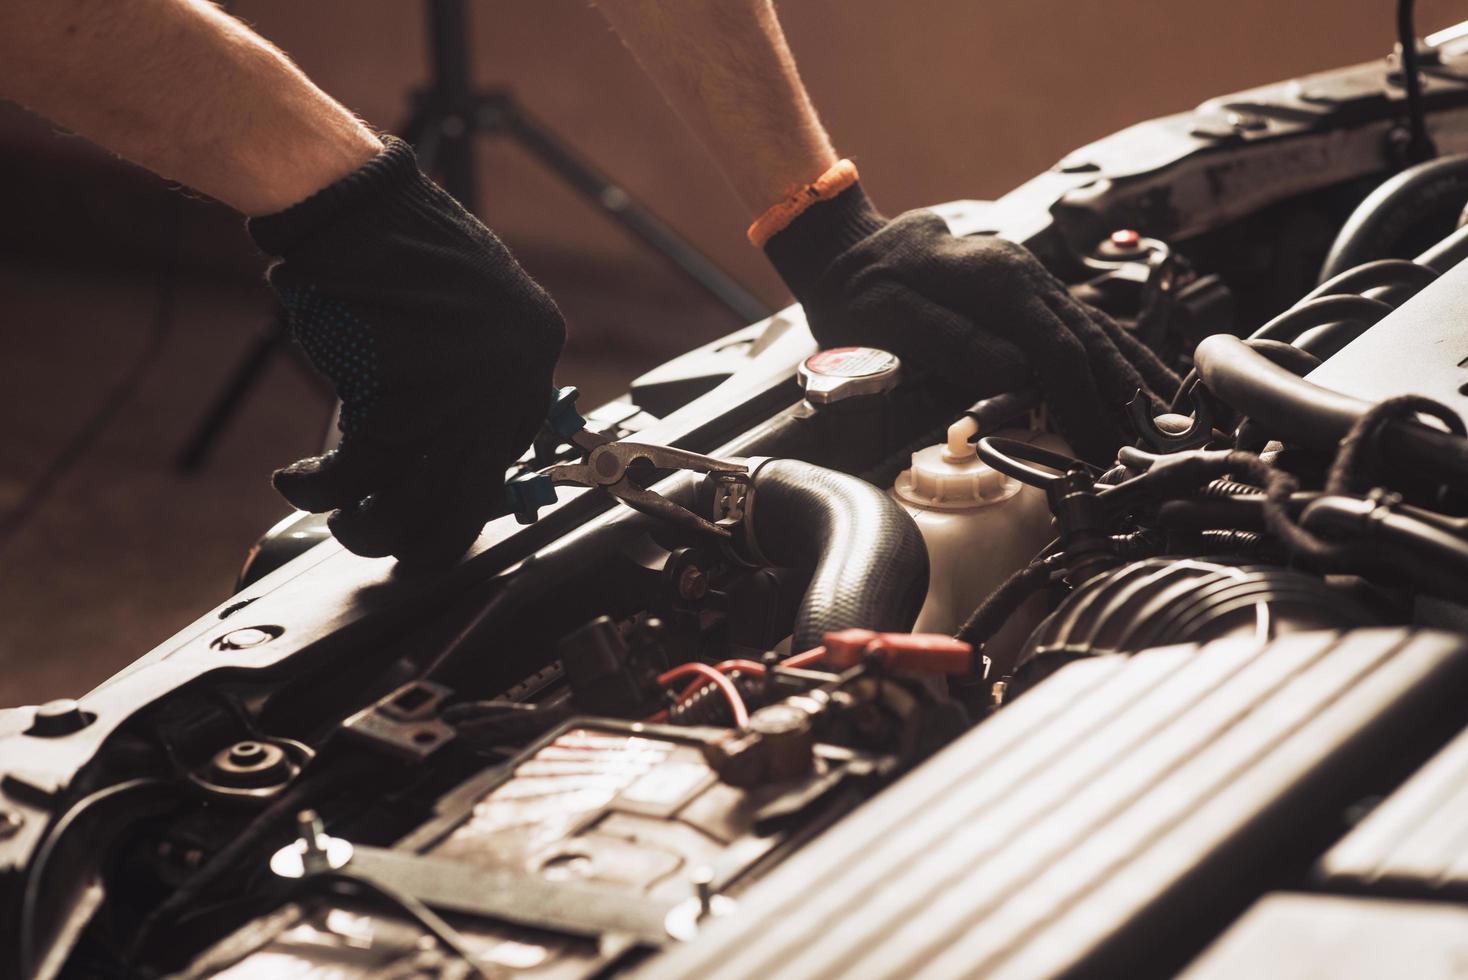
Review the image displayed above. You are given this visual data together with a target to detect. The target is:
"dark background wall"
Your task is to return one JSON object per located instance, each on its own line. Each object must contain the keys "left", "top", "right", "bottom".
{"left": 1, "top": 0, "right": 1460, "bottom": 704}
{"left": 234, "top": 0, "right": 1466, "bottom": 305}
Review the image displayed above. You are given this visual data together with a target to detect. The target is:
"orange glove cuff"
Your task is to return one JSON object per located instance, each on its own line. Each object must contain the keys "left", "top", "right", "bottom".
{"left": 746, "top": 159, "right": 860, "bottom": 248}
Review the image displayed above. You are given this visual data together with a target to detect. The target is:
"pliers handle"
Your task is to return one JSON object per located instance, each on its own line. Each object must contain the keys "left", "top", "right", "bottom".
{"left": 505, "top": 386, "right": 748, "bottom": 536}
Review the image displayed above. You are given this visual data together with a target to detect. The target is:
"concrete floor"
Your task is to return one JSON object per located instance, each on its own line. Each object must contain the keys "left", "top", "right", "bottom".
{"left": 0, "top": 248, "right": 737, "bottom": 706}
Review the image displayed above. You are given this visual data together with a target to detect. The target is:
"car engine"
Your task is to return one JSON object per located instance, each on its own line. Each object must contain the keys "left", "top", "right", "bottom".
{"left": 11, "top": 23, "right": 1468, "bottom": 980}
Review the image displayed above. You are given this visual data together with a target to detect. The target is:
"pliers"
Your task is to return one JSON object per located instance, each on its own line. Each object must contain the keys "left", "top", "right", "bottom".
{"left": 506, "top": 387, "right": 749, "bottom": 537}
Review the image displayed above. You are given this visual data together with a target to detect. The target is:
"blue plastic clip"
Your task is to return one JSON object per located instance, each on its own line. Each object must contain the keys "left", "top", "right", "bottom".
{"left": 545, "top": 386, "right": 587, "bottom": 440}
{"left": 507, "top": 387, "right": 592, "bottom": 524}
{"left": 505, "top": 471, "right": 558, "bottom": 525}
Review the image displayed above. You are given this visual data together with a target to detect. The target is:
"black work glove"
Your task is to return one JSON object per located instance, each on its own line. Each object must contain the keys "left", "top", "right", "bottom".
{"left": 247, "top": 136, "right": 565, "bottom": 567}
{"left": 765, "top": 185, "right": 1179, "bottom": 463}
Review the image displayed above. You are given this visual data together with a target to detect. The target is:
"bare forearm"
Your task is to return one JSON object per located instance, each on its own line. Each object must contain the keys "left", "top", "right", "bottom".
{"left": 0, "top": 0, "right": 380, "bottom": 215}
{"left": 594, "top": 0, "right": 837, "bottom": 216}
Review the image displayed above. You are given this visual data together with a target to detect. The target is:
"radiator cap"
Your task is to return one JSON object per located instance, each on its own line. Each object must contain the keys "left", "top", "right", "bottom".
{"left": 797, "top": 347, "right": 900, "bottom": 404}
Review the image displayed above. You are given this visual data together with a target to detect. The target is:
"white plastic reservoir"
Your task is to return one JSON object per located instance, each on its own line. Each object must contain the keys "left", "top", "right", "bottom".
{"left": 891, "top": 422, "right": 1064, "bottom": 676}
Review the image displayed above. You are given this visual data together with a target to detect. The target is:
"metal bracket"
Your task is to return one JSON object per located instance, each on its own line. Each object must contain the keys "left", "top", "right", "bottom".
{"left": 341, "top": 681, "right": 456, "bottom": 762}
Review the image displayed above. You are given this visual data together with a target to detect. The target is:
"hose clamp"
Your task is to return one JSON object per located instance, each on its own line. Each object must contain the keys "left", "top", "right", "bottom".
{"left": 1364, "top": 487, "right": 1403, "bottom": 532}
{"left": 723, "top": 457, "right": 775, "bottom": 568}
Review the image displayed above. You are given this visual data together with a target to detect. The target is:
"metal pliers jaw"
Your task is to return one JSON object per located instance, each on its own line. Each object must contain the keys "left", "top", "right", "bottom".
{"left": 505, "top": 386, "right": 749, "bottom": 537}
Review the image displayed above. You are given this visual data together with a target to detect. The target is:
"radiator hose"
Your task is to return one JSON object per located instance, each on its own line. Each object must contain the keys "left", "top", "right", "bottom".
{"left": 745, "top": 459, "right": 929, "bottom": 652}
{"left": 1318, "top": 154, "right": 1468, "bottom": 282}
{"left": 1192, "top": 334, "right": 1468, "bottom": 484}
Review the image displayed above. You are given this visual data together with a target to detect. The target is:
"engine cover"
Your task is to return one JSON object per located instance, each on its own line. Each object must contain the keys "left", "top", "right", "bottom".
{"left": 1308, "top": 255, "right": 1468, "bottom": 413}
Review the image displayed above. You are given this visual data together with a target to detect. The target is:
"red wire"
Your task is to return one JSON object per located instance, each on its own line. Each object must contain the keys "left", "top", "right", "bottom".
{"left": 714, "top": 659, "right": 769, "bottom": 676}
{"left": 783, "top": 647, "right": 827, "bottom": 669}
{"left": 654, "top": 662, "right": 750, "bottom": 728}
{"left": 644, "top": 650, "right": 831, "bottom": 727}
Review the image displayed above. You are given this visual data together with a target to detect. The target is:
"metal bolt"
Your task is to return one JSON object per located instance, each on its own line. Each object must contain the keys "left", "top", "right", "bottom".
{"left": 678, "top": 565, "right": 708, "bottom": 600}
{"left": 691, "top": 866, "right": 715, "bottom": 918}
{"left": 297, "top": 809, "right": 331, "bottom": 874}
{"left": 0, "top": 809, "right": 23, "bottom": 839}
{"left": 270, "top": 811, "right": 351, "bottom": 878}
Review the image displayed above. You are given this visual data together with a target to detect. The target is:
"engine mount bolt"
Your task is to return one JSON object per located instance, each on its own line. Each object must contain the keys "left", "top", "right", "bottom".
{"left": 207, "top": 739, "right": 291, "bottom": 789}
{"left": 229, "top": 742, "right": 265, "bottom": 765}
{"left": 678, "top": 566, "right": 708, "bottom": 600}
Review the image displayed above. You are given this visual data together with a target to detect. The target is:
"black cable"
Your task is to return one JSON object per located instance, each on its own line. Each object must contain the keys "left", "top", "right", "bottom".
{"left": 1097, "top": 447, "right": 1343, "bottom": 560}
{"left": 127, "top": 754, "right": 372, "bottom": 968}
{"left": 423, "top": 585, "right": 513, "bottom": 679}
{"left": 19, "top": 778, "right": 169, "bottom": 980}
{"left": 1325, "top": 394, "right": 1466, "bottom": 494}
{"left": 955, "top": 555, "right": 1063, "bottom": 649}
{"left": 0, "top": 189, "right": 182, "bottom": 560}
{"left": 1398, "top": 0, "right": 1436, "bottom": 165}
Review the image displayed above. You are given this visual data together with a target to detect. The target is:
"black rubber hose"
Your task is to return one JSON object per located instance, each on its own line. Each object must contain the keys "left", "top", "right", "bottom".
{"left": 1418, "top": 220, "right": 1468, "bottom": 271}
{"left": 748, "top": 459, "right": 929, "bottom": 652}
{"left": 1318, "top": 155, "right": 1468, "bottom": 282}
{"left": 1192, "top": 334, "right": 1468, "bottom": 484}
{"left": 1293, "top": 319, "right": 1375, "bottom": 360}
{"left": 1298, "top": 257, "right": 1438, "bottom": 304}
{"left": 1168, "top": 339, "right": 1319, "bottom": 413}
{"left": 1301, "top": 495, "right": 1468, "bottom": 597}
{"left": 1247, "top": 294, "right": 1394, "bottom": 343}
{"left": 975, "top": 436, "right": 1095, "bottom": 489}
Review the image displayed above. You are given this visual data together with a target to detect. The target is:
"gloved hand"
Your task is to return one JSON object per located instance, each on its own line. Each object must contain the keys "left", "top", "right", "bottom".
{"left": 247, "top": 136, "right": 564, "bottom": 568}
{"left": 764, "top": 184, "right": 1179, "bottom": 463}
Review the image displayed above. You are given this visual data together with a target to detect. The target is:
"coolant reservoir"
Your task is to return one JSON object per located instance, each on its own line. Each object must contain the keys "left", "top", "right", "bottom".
{"left": 892, "top": 423, "right": 1063, "bottom": 676}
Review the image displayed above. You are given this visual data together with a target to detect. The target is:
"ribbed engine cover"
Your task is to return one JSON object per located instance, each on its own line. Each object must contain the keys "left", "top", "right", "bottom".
{"left": 639, "top": 629, "right": 1468, "bottom": 980}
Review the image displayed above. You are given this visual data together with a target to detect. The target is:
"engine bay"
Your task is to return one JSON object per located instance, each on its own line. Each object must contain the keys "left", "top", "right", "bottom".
{"left": 12, "top": 27, "right": 1468, "bottom": 979}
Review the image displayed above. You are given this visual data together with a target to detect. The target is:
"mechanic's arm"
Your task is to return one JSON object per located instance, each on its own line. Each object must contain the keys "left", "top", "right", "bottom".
{"left": 0, "top": 0, "right": 380, "bottom": 215}
{"left": 592, "top": 0, "right": 835, "bottom": 215}
{"left": 595, "top": 0, "right": 1178, "bottom": 462}
{"left": 0, "top": 0, "right": 564, "bottom": 566}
